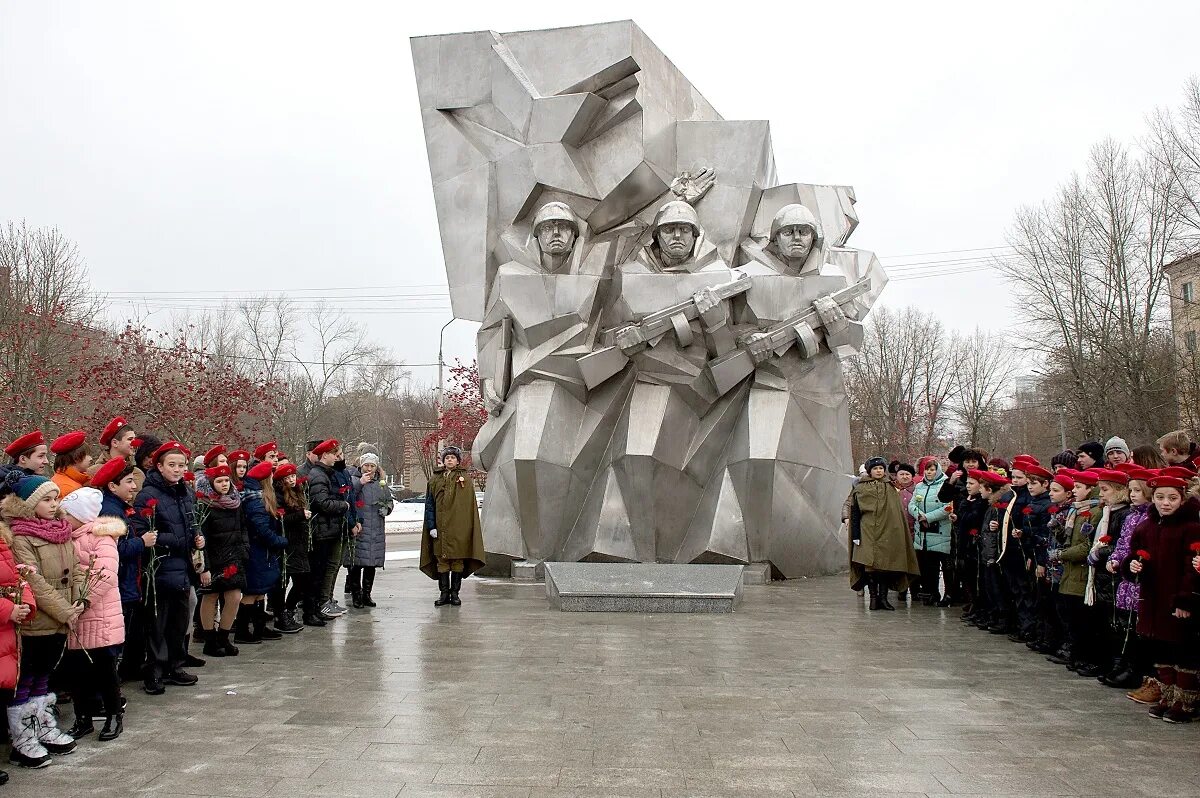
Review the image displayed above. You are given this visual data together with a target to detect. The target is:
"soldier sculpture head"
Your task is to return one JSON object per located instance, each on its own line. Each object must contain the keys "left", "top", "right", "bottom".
{"left": 651, "top": 200, "right": 701, "bottom": 270}
{"left": 767, "top": 204, "right": 823, "bottom": 273}
{"left": 532, "top": 201, "right": 579, "bottom": 272}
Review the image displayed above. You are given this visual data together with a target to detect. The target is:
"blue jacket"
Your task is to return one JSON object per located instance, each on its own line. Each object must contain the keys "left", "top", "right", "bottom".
{"left": 129, "top": 470, "right": 196, "bottom": 595}
{"left": 100, "top": 488, "right": 146, "bottom": 602}
{"left": 908, "top": 466, "right": 952, "bottom": 554}
{"left": 333, "top": 465, "right": 359, "bottom": 530}
{"left": 242, "top": 476, "right": 288, "bottom": 595}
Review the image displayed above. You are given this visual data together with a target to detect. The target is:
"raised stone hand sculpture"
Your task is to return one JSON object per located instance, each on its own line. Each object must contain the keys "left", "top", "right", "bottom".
{"left": 412, "top": 22, "right": 887, "bottom": 577}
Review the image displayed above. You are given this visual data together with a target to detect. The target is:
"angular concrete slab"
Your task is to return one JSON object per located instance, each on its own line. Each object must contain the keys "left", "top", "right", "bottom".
{"left": 544, "top": 562, "right": 743, "bottom": 612}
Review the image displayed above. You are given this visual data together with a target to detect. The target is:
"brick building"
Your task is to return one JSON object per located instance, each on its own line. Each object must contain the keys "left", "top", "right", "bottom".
{"left": 1166, "top": 252, "right": 1200, "bottom": 430}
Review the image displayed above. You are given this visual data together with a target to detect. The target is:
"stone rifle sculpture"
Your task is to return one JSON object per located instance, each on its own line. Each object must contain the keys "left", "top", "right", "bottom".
{"left": 411, "top": 21, "right": 886, "bottom": 578}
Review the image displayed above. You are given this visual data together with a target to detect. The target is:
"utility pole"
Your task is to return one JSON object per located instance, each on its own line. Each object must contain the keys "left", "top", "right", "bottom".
{"left": 1057, "top": 406, "right": 1067, "bottom": 452}
{"left": 436, "top": 317, "right": 456, "bottom": 452}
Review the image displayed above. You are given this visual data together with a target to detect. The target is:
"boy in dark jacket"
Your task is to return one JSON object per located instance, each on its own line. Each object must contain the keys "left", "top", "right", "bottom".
{"left": 999, "top": 457, "right": 1039, "bottom": 642}
{"left": 1021, "top": 465, "right": 1056, "bottom": 651}
{"left": 952, "top": 471, "right": 989, "bottom": 621}
{"left": 128, "top": 441, "right": 200, "bottom": 695}
{"left": 304, "top": 440, "right": 350, "bottom": 626}
{"left": 975, "top": 470, "right": 1013, "bottom": 634}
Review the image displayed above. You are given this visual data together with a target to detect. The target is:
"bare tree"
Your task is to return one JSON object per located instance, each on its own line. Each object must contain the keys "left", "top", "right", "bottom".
{"left": 949, "top": 329, "right": 1019, "bottom": 447}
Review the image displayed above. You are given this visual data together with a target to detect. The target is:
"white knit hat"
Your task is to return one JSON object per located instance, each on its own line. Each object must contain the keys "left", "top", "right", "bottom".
{"left": 1104, "top": 436, "right": 1131, "bottom": 456}
{"left": 358, "top": 453, "right": 380, "bottom": 467}
{"left": 61, "top": 486, "right": 102, "bottom": 524}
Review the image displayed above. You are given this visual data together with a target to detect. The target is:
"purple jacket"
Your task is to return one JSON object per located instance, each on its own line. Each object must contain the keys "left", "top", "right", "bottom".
{"left": 1111, "top": 503, "right": 1150, "bottom": 612}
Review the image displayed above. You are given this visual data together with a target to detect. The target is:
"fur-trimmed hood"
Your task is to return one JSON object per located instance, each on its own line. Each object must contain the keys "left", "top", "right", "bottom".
{"left": 0, "top": 493, "right": 64, "bottom": 521}
{"left": 71, "top": 516, "right": 126, "bottom": 541}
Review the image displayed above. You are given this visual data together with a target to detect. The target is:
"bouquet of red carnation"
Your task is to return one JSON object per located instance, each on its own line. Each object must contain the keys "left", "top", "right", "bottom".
{"left": 1098, "top": 535, "right": 1112, "bottom": 545}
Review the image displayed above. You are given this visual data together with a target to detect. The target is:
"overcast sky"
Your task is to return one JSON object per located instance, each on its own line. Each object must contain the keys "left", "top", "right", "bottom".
{"left": 3, "top": 1, "right": 1199, "bottom": 384}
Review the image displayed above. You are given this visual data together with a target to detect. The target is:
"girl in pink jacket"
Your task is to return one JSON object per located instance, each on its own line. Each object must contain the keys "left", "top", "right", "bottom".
{"left": 60, "top": 488, "right": 125, "bottom": 741}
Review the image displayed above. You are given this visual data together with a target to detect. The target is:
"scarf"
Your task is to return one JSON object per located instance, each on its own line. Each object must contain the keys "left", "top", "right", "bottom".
{"left": 9, "top": 516, "right": 73, "bottom": 544}
{"left": 204, "top": 489, "right": 241, "bottom": 511}
{"left": 1084, "top": 505, "right": 1111, "bottom": 607}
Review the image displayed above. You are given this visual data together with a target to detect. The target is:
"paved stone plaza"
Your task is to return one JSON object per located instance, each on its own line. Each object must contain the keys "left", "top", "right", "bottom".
{"left": 7, "top": 567, "right": 1198, "bottom": 798}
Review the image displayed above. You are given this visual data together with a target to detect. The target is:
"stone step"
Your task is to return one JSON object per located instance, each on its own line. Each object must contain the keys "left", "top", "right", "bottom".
{"left": 543, "top": 562, "right": 744, "bottom": 613}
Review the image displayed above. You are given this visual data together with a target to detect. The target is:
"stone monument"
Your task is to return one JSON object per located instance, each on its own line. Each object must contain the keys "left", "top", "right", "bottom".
{"left": 411, "top": 21, "right": 887, "bottom": 579}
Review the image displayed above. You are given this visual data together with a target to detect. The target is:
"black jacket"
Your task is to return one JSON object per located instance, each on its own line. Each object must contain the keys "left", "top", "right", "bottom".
{"left": 953, "top": 494, "right": 989, "bottom": 557}
{"left": 1024, "top": 491, "right": 1054, "bottom": 565}
{"left": 200, "top": 503, "right": 249, "bottom": 590}
{"left": 306, "top": 463, "right": 349, "bottom": 543}
{"left": 130, "top": 470, "right": 197, "bottom": 594}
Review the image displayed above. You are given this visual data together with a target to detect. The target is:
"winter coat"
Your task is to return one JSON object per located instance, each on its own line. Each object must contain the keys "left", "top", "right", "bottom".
{"left": 334, "top": 464, "right": 360, "bottom": 530}
{"left": 1112, "top": 503, "right": 1151, "bottom": 613}
{"left": 275, "top": 487, "right": 310, "bottom": 575}
{"left": 1085, "top": 503, "right": 1130, "bottom": 606}
{"left": 100, "top": 489, "right": 144, "bottom": 603}
{"left": 896, "top": 484, "right": 915, "bottom": 533}
{"left": 953, "top": 493, "right": 988, "bottom": 561}
{"left": 68, "top": 517, "right": 126, "bottom": 650}
{"left": 3, "top": 516, "right": 84, "bottom": 637}
{"left": 345, "top": 476, "right": 392, "bottom": 568}
{"left": 129, "top": 470, "right": 197, "bottom": 595}
{"left": 998, "top": 485, "right": 1030, "bottom": 563}
{"left": 1120, "top": 496, "right": 1200, "bottom": 644}
{"left": 242, "top": 476, "right": 288, "bottom": 595}
{"left": 306, "top": 463, "right": 349, "bottom": 543}
{"left": 1056, "top": 494, "right": 1100, "bottom": 598}
{"left": 420, "top": 467, "right": 486, "bottom": 579}
{"left": 1021, "top": 491, "right": 1053, "bottom": 566}
{"left": 0, "top": 526, "right": 36, "bottom": 689}
{"left": 908, "top": 466, "right": 951, "bottom": 554}
{"left": 1045, "top": 501, "right": 1072, "bottom": 584}
{"left": 848, "top": 475, "right": 921, "bottom": 591}
{"left": 51, "top": 467, "right": 90, "bottom": 499}
{"left": 979, "top": 490, "right": 1013, "bottom": 565}
{"left": 198, "top": 502, "right": 249, "bottom": 593}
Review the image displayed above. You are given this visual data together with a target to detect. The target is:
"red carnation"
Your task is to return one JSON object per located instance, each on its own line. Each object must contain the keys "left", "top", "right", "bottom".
{"left": 968, "top": 528, "right": 979, "bottom": 537}
{"left": 297, "top": 476, "right": 308, "bottom": 485}
{"left": 276, "top": 508, "right": 286, "bottom": 517}
{"left": 996, "top": 502, "right": 1009, "bottom": 510}
{"left": 338, "top": 486, "right": 349, "bottom": 495}
{"left": 221, "top": 564, "right": 238, "bottom": 579}
{"left": 124, "top": 507, "right": 135, "bottom": 517}
{"left": 1190, "top": 541, "right": 1200, "bottom": 553}
{"left": 184, "top": 471, "right": 195, "bottom": 481}
{"left": 355, "top": 500, "right": 365, "bottom": 508}
{"left": 1136, "top": 549, "right": 1152, "bottom": 561}
{"left": 139, "top": 506, "right": 154, "bottom": 518}
{"left": 1098, "top": 535, "right": 1112, "bottom": 545}
{"left": 146, "top": 498, "right": 158, "bottom": 509}
{"left": 1022, "top": 507, "right": 1033, "bottom": 515}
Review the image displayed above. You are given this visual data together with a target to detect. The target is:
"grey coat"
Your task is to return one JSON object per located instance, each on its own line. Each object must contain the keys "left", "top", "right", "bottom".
{"left": 344, "top": 477, "right": 393, "bottom": 568}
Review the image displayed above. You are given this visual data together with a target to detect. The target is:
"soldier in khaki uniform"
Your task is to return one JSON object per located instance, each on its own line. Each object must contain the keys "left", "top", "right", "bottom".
{"left": 420, "top": 447, "right": 486, "bottom": 607}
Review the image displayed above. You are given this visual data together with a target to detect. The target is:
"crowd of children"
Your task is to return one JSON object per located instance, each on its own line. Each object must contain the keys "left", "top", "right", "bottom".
{"left": 0, "top": 418, "right": 410, "bottom": 779}
{"left": 853, "top": 431, "right": 1200, "bottom": 726}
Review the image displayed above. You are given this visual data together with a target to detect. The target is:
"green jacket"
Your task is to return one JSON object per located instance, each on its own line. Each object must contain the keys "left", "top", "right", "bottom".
{"left": 419, "top": 467, "right": 486, "bottom": 579}
{"left": 1058, "top": 492, "right": 1099, "bottom": 597}
{"left": 848, "top": 475, "right": 921, "bottom": 591}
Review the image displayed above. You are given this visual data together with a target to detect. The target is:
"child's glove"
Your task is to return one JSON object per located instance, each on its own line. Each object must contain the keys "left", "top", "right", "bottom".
{"left": 429, "top": 528, "right": 438, "bottom": 539}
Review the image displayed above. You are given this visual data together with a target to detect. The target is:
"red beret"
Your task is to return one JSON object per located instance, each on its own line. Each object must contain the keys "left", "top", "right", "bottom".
{"left": 90, "top": 457, "right": 130, "bottom": 488}
{"left": 1051, "top": 472, "right": 1075, "bottom": 491}
{"left": 979, "top": 471, "right": 1010, "bottom": 488}
{"left": 227, "top": 449, "right": 251, "bottom": 464}
{"left": 273, "top": 463, "right": 297, "bottom": 480}
{"left": 1093, "top": 468, "right": 1129, "bottom": 485}
{"left": 1024, "top": 465, "right": 1053, "bottom": 481}
{"left": 312, "top": 439, "right": 340, "bottom": 457}
{"left": 4, "top": 431, "right": 45, "bottom": 457}
{"left": 1160, "top": 466, "right": 1195, "bottom": 481}
{"left": 253, "top": 442, "right": 278, "bottom": 460}
{"left": 49, "top": 430, "right": 87, "bottom": 454}
{"left": 965, "top": 468, "right": 989, "bottom": 482}
{"left": 203, "top": 445, "right": 227, "bottom": 466}
{"left": 1072, "top": 470, "right": 1100, "bottom": 486}
{"left": 1113, "top": 462, "right": 1139, "bottom": 474}
{"left": 1149, "top": 474, "right": 1188, "bottom": 491}
{"left": 130, "top": 437, "right": 144, "bottom": 450}
{"left": 204, "top": 465, "right": 232, "bottom": 481}
{"left": 1126, "top": 467, "right": 1156, "bottom": 482}
{"left": 151, "top": 440, "right": 188, "bottom": 463}
{"left": 1012, "top": 454, "right": 1040, "bottom": 466}
{"left": 247, "top": 461, "right": 274, "bottom": 481}
{"left": 99, "top": 417, "right": 128, "bottom": 446}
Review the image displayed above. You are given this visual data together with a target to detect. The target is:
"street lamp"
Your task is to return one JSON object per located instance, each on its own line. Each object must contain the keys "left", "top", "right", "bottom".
{"left": 437, "top": 317, "right": 457, "bottom": 451}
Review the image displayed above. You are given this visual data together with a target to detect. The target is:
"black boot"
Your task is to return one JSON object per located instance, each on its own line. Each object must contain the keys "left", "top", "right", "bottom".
{"left": 256, "top": 602, "right": 283, "bottom": 640}
{"left": 434, "top": 572, "right": 451, "bottom": 607}
{"left": 302, "top": 596, "right": 326, "bottom": 626}
{"left": 182, "top": 634, "right": 206, "bottom": 668}
{"left": 361, "top": 568, "right": 377, "bottom": 608}
{"left": 202, "top": 627, "right": 226, "bottom": 657}
{"left": 351, "top": 587, "right": 363, "bottom": 609}
{"left": 233, "top": 611, "right": 260, "bottom": 645}
{"left": 449, "top": 572, "right": 463, "bottom": 606}
{"left": 66, "top": 711, "right": 95, "bottom": 739}
{"left": 98, "top": 713, "right": 123, "bottom": 741}
{"left": 878, "top": 586, "right": 895, "bottom": 611}
{"left": 868, "top": 582, "right": 881, "bottom": 611}
{"left": 275, "top": 607, "right": 303, "bottom": 634}
{"left": 219, "top": 628, "right": 240, "bottom": 657}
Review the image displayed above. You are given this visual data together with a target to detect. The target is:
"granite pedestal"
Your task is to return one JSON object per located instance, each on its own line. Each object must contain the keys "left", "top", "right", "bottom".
{"left": 544, "top": 562, "right": 744, "bottom": 613}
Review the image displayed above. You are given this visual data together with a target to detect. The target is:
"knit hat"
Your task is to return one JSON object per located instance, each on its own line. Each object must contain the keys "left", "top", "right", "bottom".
{"left": 61, "top": 487, "right": 102, "bottom": 524}
{"left": 358, "top": 453, "right": 380, "bottom": 467}
{"left": 134, "top": 435, "right": 163, "bottom": 466}
{"left": 1104, "top": 436, "right": 1131, "bottom": 456}
{"left": 864, "top": 456, "right": 887, "bottom": 472}
{"left": 1050, "top": 450, "right": 1078, "bottom": 470}
{"left": 893, "top": 462, "right": 916, "bottom": 476}
{"left": 1077, "top": 441, "right": 1104, "bottom": 464}
{"left": 1, "top": 474, "right": 60, "bottom": 517}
